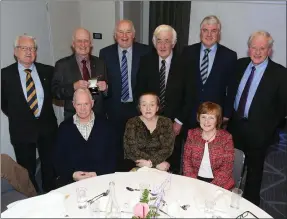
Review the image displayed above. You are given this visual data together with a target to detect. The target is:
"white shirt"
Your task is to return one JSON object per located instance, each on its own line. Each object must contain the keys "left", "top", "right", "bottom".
{"left": 198, "top": 142, "right": 214, "bottom": 178}
{"left": 159, "top": 52, "right": 173, "bottom": 86}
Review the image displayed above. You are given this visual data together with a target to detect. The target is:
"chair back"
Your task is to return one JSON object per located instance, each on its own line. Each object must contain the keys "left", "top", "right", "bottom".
{"left": 233, "top": 148, "right": 245, "bottom": 188}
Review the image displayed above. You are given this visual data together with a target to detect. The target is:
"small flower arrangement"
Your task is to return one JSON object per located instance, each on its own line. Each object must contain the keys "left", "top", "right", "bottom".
{"left": 132, "top": 189, "right": 160, "bottom": 219}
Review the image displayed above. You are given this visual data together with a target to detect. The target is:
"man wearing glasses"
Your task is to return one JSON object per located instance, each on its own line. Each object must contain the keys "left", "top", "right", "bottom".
{"left": 1, "top": 35, "right": 58, "bottom": 193}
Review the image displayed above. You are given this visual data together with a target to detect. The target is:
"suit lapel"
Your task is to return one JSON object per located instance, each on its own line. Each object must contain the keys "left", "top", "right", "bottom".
{"left": 131, "top": 43, "right": 139, "bottom": 90}
{"left": 13, "top": 64, "right": 29, "bottom": 107}
{"left": 165, "top": 54, "right": 176, "bottom": 97}
{"left": 71, "top": 55, "right": 82, "bottom": 81}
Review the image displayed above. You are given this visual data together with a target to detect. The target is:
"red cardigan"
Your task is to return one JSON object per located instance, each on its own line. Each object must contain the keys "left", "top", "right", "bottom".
{"left": 183, "top": 128, "right": 235, "bottom": 190}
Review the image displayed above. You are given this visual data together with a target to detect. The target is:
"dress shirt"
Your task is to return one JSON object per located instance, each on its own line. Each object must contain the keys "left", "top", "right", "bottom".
{"left": 234, "top": 58, "right": 268, "bottom": 118}
{"left": 75, "top": 55, "right": 91, "bottom": 78}
{"left": 200, "top": 43, "right": 218, "bottom": 79}
{"left": 159, "top": 51, "right": 173, "bottom": 85}
{"left": 73, "top": 112, "right": 95, "bottom": 141}
{"left": 118, "top": 46, "right": 133, "bottom": 102}
{"left": 18, "top": 63, "right": 44, "bottom": 117}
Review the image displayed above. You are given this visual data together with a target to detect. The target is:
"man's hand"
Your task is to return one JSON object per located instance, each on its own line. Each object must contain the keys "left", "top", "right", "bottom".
{"left": 73, "top": 171, "right": 97, "bottom": 181}
{"left": 96, "top": 81, "right": 107, "bottom": 91}
{"left": 173, "top": 122, "right": 182, "bottom": 136}
{"left": 156, "top": 161, "right": 170, "bottom": 171}
{"left": 135, "top": 159, "right": 152, "bottom": 168}
{"left": 73, "top": 80, "right": 89, "bottom": 90}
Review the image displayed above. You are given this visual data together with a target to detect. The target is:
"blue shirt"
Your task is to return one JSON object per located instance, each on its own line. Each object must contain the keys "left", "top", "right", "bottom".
{"left": 234, "top": 58, "right": 268, "bottom": 117}
{"left": 18, "top": 63, "right": 44, "bottom": 117}
{"left": 200, "top": 43, "right": 218, "bottom": 78}
{"left": 118, "top": 46, "right": 133, "bottom": 102}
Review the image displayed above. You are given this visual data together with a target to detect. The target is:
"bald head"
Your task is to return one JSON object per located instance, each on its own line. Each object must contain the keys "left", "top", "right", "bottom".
{"left": 114, "top": 20, "right": 135, "bottom": 49}
{"left": 72, "top": 28, "right": 92, "bottom": 57}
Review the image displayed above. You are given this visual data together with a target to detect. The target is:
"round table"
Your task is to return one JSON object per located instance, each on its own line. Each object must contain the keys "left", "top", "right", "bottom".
{"left": 55, "top": 170, "right": 272, "bottom": 218}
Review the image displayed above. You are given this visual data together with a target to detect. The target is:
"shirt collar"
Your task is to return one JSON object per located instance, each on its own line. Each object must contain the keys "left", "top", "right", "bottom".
{"left": 200, "top": 43, "right": 218, "bottom": 53}
{"left": 73, "top": 111, "right": 95, "bottom": 126}
{"left": 75, "top": 54, "right": 90, "bottom": 63}
{"left": 118, "top": 45, "right": 132, "bottom": 54}
{"left": 18, "top": 62, "right": 35, "bottom": 72}
{"left": 159, "top": 51, "right": 173, "bottom": 65}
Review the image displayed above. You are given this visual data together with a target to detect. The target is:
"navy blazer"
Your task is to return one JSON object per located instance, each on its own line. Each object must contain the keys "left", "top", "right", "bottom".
{"left": 181, "top": 43, "right": 237, "bottom": 127}
{"left": 99, "top": 42, "right": 150, "bottom": 120}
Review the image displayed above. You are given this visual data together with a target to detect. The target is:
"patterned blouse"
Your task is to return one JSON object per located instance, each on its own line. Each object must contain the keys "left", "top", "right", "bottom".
{"left": 183, "top": 128, "right": 235, "bottom": 190}
{"left": 124, "top": 116, "right": 175, "bottom": 166}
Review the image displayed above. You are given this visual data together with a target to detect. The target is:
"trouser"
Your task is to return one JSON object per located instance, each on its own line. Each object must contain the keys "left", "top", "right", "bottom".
{"left": 13, "top": 134, "right": 56, "bottom": 193}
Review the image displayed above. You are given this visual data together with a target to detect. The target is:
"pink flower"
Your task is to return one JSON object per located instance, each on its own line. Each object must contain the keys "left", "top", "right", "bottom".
{"left": 134, "top": 203, "right": 149, "bottom": 218}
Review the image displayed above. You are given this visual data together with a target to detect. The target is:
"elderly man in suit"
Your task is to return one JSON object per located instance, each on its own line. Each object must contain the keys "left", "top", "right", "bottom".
{"left": 135, "top": 25, "right": 184, "bottom": 173}
{"left": 99, "top": 20, "right": 150, "bottom": 171}
{"left": 228, "top": 31, "right": 287, "bottom": 206}
{"left": 52, "top": 28, "right": 108, "bottom": 120}
{"left": 176, "top": 15, "right": 238, "bottom": 134}
{"left": 1, "top": 35, "right": 58, "bottom": 192}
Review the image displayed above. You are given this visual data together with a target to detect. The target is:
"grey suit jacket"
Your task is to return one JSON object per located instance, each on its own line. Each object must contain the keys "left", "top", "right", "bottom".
{"left": 52, "top": 54, "right": 108, "bottom": 118}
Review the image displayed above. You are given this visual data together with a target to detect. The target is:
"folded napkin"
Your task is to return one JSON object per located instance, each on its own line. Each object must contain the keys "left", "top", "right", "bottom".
{"left": 137, "top": 166, "right": 164, "bottom": 173}
{"left": 1, "top": 191, "right": 67, "bottom": 218}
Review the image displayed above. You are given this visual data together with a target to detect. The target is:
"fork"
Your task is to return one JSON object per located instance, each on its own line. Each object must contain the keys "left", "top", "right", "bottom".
{"left": 87, "top": 189, "right": 109, "bottom": 204}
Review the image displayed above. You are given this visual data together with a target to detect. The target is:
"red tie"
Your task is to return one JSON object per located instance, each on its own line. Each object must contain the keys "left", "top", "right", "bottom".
{"left": 81, "top": 60, "right": 90, "bottom": 81}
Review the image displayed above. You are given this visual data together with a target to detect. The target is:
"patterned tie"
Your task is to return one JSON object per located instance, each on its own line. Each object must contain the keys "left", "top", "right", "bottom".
{"left": 200, "top": 48, "right": 211, "bottom": 84}
{"left": 237, "top": 66, "right": 256, "bottom": 117}
{"left": 121, "top": 50, "right": 129, "bottom": 102}
{"left": 159, "top": 60, "right": 166, "bottom": 108}
{"left": 25, "top": 69, "right": 39, "bottom": 116}
{"left": 81, "top": 59, "right": 90, "bottom": 81}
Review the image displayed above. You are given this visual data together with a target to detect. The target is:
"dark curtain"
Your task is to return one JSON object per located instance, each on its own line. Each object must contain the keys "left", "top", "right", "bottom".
{"left": 149, "top": 1, "right": 191, "bottom": 55}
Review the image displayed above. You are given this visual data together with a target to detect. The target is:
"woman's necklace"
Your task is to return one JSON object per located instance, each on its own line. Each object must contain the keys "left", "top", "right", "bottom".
{"left": 202, "top": 130, "right": 217, "bottom": 143}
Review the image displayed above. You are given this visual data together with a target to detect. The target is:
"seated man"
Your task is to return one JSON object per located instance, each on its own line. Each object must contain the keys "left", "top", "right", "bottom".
{"left": 1, "top": 154, "right": 37, "bottom": 212}
{"left": 54, "top": 88, "right": 116, "bottom": 187}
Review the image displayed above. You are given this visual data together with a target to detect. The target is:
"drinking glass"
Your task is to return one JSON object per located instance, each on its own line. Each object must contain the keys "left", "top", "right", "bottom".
{"left": 230, "top": 188, "right": 243, "bottom": 209}
{"left": 76, "top": 187, "right": 88, "bottom": 209}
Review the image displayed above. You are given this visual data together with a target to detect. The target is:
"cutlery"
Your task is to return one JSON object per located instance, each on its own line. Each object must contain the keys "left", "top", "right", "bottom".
{"left": 159, "top": 209, "right": 172, "bottom": 218}
{"left": 181, "top": 204, "right": 190, "bottom": 210}
{"left": 87, "top": 189, "right": 109, "bottom": 204}
{"left": 126, "top": 187, "right": 151, "bottom": 192}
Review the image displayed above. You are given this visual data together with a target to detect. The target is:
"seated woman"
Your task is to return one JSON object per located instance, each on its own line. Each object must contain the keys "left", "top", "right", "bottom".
{"left": 124, "top": 92, "right": 175, "bottom": 171}
{"left": 182, "top": 102, "right": 235, "bottom": 190}
{"left": 54, "top": 88, "right": 116, "bottom": 187}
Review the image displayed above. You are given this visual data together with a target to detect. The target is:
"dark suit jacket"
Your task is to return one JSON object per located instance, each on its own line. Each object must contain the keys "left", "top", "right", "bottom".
{"left": 228, "top": 57, "right": 287, "bottom": 148}
{"left": 99, "top": 42, "right": 150, "bottom": 121}
{"left": 52, "top": 54, "right": 107, "bottom": 117}
{"left": 1, "top": 62, "right": 58, "bottom": 145}
{"left": 135, "top": 50, "right": 184, "bottom": 120}
{"left": 181, "top": 43, "right": 237, "bottom": 127}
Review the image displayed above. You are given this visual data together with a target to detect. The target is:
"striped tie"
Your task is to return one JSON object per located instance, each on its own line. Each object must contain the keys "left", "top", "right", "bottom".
{"left": 121, "top": 50, "right": 129, "bottom": 102}
{"left": 25, "top": 69, "right": 39, "bottom": 116}
{"left": 159, "top": 60, "right": 166, "bottom": 108}
{"left": 200, "top": 48, "right": 211, "bottom": 84}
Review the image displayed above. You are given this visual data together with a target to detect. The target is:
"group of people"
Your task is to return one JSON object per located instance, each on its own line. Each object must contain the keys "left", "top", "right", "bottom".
{"left": 1, "top": 15, "right": 286, "bottom": 208}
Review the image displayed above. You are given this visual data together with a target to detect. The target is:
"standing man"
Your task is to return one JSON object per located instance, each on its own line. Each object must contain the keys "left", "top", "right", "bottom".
{"left": 176, "top": 15, "right": 237, "bottom": 133}
{"left": 99, "top": 20, "right": 150, "bottom": 170}
{"left": 228, "top": 31, "right": 287, "bottom": 206}
{"left": 135, "top": 25, "right": 184, "bottom": 173}
{"left": 52, "top": 28, "right": 108, "bottom": 120}
{"left": 1, "top": 35, "right": 58, "bottom": 192}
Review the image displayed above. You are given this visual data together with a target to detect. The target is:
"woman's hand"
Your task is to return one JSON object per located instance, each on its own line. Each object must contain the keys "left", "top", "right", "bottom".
{"left": 135, "top": 159, "right": 152, "bottom": 168}
{"left": 73, "top": 171, "right": 97, "bottom": 181}
{"left": 156, "top": 161, "right": 170, "bottom": 171}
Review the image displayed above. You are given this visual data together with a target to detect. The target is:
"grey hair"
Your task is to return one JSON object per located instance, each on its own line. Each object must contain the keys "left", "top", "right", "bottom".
{"left": 73, "top": 88, "right": 93, "bottom": 102}
{"left": 152, "top": 24, "right": 177, "bottom": 46}
{"left": 200, "top": 15, "right": 221, "bottom": 31}
{"left": 114, "top": 19, "right": 136, "bottom": 35}
{"left": 247, "top": 30, "right": 274, "bottom": 48}
{"left": 14, "top": 35, "right": 37, "bottom": 48}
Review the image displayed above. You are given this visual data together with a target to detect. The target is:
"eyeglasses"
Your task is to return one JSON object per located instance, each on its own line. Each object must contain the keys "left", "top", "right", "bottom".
{"left": 16, "top": 46, "right": 37, "bottom": 52}
{"left": 250, "top": 46, "right": 268, "bottom": 53}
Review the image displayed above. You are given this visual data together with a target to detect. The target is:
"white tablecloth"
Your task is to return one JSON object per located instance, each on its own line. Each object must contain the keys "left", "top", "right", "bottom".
{"left": 2, "top": 170, "right": 273, "bottom": 218}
